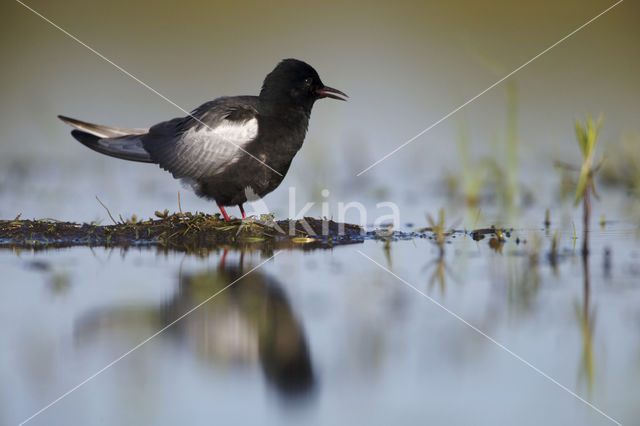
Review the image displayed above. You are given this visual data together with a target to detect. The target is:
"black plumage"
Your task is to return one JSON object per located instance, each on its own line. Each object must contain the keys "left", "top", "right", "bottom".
{"left": 59, "top": 59, "right": 346, "bottom": 221}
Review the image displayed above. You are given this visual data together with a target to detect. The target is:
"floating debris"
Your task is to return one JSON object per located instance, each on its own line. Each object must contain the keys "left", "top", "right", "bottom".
{"left": 469, "top": 226, "right": 512, "bottom": 241}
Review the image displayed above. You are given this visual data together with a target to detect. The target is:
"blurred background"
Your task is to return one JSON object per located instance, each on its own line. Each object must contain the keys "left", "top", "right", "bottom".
{"left": 3, "top": 2, "right": 640, "bottom": 425}
{"left": 1, "top": 0, "right": 638, "bottom": 224}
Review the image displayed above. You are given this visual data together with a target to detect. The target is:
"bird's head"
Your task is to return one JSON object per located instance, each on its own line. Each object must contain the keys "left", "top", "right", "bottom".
{"left": 260, "top": 59, "right": 347, "bottom": 111}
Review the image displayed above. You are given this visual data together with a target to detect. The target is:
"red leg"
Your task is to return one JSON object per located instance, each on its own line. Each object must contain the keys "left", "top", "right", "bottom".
{"left": 238, "top": 204, "right": 246, "bottom": 219}
{"left": 218, "top": 204, "right": 231, "bottom": 221}
{"left": 219, "top": 248, "right": 228, "bottom": 269}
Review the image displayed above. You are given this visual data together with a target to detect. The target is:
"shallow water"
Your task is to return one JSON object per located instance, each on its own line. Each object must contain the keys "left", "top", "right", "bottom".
{"left": 3, "top": 1, "right": 640, "bottom": 424}
{"left": 2, "top": 221, "right": 639, "bottom": 425}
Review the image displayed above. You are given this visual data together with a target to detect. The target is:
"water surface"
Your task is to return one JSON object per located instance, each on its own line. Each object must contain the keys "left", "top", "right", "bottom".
{"left": 2, "top": 221, "right": 639, "bottom": 425}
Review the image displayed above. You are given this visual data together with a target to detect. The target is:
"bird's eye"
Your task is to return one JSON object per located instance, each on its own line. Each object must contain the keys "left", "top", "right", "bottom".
{"left": 304, "top": 77, "right": 313, "bottom": 86}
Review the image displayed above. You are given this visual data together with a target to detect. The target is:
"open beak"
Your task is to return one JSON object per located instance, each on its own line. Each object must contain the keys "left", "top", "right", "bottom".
{"left": 315, "top": 86, "right": 348, "bottom": 101}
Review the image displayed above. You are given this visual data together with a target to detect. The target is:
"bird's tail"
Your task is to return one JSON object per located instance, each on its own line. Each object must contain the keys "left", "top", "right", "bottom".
{"left": 58, "top": 115, "right": 154, "bottom": 163}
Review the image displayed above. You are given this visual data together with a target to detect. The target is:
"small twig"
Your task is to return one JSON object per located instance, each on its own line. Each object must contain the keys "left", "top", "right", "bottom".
{"left": 178, "top": 192, "right": 184, "bottom": 217}
{"left": 95, "top": 196, "right": 118, "bottom": 225}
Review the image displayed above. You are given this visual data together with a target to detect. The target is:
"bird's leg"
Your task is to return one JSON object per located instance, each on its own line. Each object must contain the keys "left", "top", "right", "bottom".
{"left": 219, "top": 249, "right": 228, "bottom": 269}
{"left": 217, "top": 204, "right": 231, "bottom": 221}
{"left": 238, "top": 204, "right": 246, "bottom": 219}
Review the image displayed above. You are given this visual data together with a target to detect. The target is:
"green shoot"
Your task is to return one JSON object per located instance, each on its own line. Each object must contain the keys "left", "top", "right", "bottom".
{"left": 573, "top": 114, "right": 604, "bottom": 256}
{"left": 574, "top": 114, "right": 604, "bottom": 206}
{"left": 427, "top": 208, "right": 448, "bottom": 257}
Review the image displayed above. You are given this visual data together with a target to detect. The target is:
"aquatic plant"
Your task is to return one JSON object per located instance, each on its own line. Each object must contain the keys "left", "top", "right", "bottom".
{"left": 573, "top": 114, "right": 604, "bottom": 256}
{"left": 422, "top": 209, "right": 454, "bottom": 294}
{"left": 427, "top": 208, "right": 449, "bottom": 257}
{"left": 544, "top": 209, "right": 551, "bottom": 230}
{"left": 549, "top": 231, "right": 559, "bottom": 268}
{"left": 451, "top": 118, "right": 488, "bottom": 206}
{"left": 445, "top": 80, "right": 521, "bottom": 215}
{"left": 428, "top": 255, "right": 447, "bottom": 295}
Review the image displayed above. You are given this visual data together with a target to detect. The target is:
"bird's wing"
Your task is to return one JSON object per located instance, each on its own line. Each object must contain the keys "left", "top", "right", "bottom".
{"left": 142, "top": 98, "right": 259, "bottom": 180}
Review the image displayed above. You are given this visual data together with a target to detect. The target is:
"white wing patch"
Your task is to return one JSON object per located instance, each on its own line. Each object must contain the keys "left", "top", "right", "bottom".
{"left": 179, "top": 118, "right": 258, "bottom": 176}
{"left": 209, "top": 118, "right": 258, "bottom": 143}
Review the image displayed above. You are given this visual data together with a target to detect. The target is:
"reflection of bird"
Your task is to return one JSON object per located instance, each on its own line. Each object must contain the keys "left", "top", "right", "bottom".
{"left": 74, "top": 255, "right": 315, "bottom": 398}
{"left": 58, "top": 59, "right": 346, "bottom": 221}
{"left": 163, "top": 262, "right": 315, "bottom": 396}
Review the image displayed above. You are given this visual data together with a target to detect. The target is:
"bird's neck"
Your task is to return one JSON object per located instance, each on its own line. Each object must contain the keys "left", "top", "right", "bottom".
{"left": 257, "top": 99, "right": 310, "bottom": 155}
{"left": 259, "top": 92, "right": 313, "bottom": 119}
{"left": 261, "top": 104, "right": 311, "bottom": 137}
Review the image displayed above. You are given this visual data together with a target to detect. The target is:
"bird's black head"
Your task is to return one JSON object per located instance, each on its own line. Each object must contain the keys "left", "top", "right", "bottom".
{"left": 260, "top": 59, "right": 347, "bottom": 112}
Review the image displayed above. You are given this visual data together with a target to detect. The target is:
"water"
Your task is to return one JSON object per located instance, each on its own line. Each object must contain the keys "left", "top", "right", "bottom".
{"left": 3, "top": 0, "right": 640, "bottom": 424}
{"left": 2, "top": 221, "right": 639, "bottom": 425}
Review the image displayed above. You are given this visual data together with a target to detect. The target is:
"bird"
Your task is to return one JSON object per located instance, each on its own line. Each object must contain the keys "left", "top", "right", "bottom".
{"left": 58, "top": 58, "right": 347, "bottom": 221}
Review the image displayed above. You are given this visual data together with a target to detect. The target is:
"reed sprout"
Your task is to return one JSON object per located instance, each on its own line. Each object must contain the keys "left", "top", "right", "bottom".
{"left": 573, "top": 115, "right": 604, "bottom": 256}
